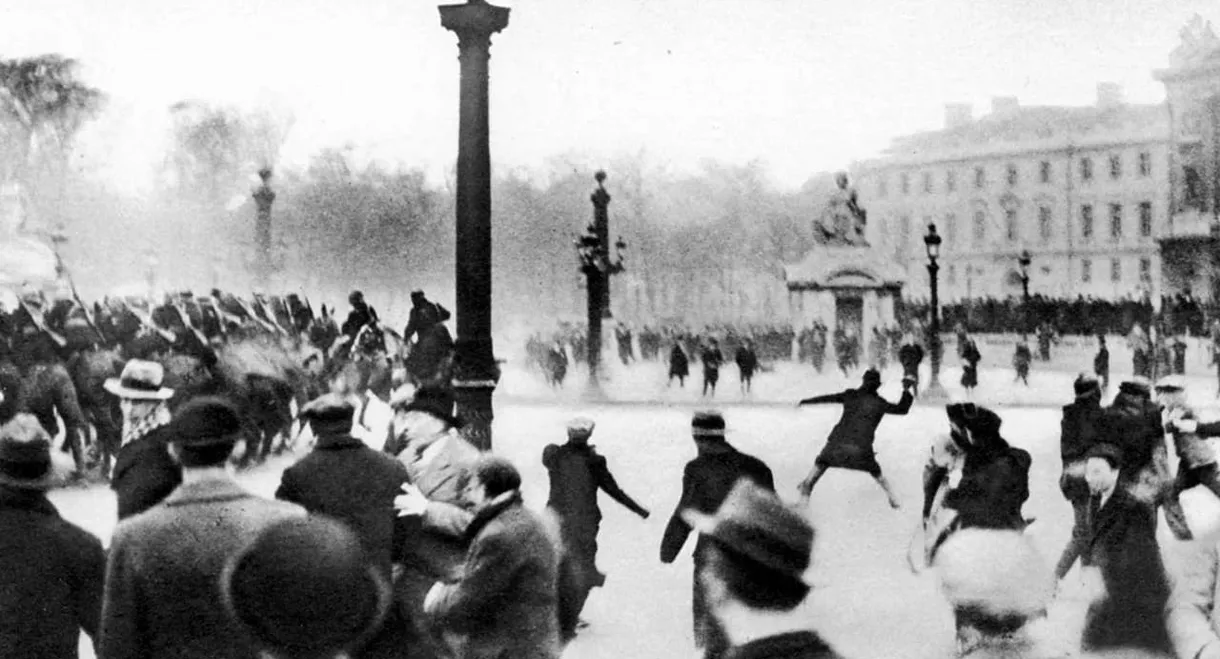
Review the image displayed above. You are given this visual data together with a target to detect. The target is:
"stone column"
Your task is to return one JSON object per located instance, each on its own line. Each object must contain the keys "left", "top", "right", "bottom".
{"left": 440, "top": 0, "right": 510, "bottom": 451}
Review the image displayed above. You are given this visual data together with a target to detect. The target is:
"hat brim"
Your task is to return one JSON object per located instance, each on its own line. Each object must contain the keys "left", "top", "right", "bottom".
{"left": 680, "top": 509, "right": 816, "bottom": 587}
{"left": 104, "top": 379, "right": 174, "bottom": 400}
{"left": 220, "top": 543, "right": 393, "bottom": 656}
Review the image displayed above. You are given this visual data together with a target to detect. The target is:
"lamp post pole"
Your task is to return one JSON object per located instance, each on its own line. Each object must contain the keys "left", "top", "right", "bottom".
{"left": 576, "top": 172, "right": 626, "bottom": 400}
{"left": 252, "top": 167, "right": 276, "bottom": 290}
{"left": 1018, "top": 249, "right": 1032, "bottom": 333}
{"left": 440, "top": 0, "right": 510, "bottom": 451}
{"left": 924, "top": 223, "right": 947, "bottom": 399}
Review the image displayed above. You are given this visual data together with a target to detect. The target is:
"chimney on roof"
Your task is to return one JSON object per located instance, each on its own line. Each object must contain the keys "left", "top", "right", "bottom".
{"left": 944, "top": 103, "right": 972, "bottom": 130}
{"left": 1096, "top": 82, "right": 1124, "bottom": 109}
{"left": 990, "top": 96, "right": 1020, "bottom": 116}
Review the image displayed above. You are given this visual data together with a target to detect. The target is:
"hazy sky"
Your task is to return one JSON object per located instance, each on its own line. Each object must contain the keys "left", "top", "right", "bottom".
{"left": 1, "top": 0, "right": 1213, "bottom": 194}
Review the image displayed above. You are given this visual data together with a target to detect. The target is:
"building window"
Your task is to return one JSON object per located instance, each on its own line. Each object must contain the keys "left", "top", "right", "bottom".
{"left": 899, "top": 215, "right": 911, "bottom": 255}
{"left": 974, "top": 167, "right": 986, "bottom": 189}
{"left": 877, "top": 177, "right": 887, "bottom": 197}
{"left": 1038, "top": 206, "right": 1052, "bottom": 242}
{"left": 946, "top": 170, "right": 957, "bottom": 192}
{"left": 1139, "top": 257, "right": 1152, "bottom": 283}
{"left": 1139, "top": 201, "right": 1152, "bottom": 237}
{"left": 1138, "top": 152, "right": 1151, "bottom": 177}
{"left": 1005, "top": 209, "right": 1018, "bottom": 242}
{"left": 944, "top": 213, "right": 957, "bottom": 246}
{"left": 901, "top": 173, "right": 910, "bottom": 195}
{"left": 1109, "top": 203, "right": 1122, "bottom": 239}
{"left": 1109, "top": 154, "right": 1122, "bottom": 179}
{"left": 1081, "top": 204, "right": 1094, "bottom": 240}
{"left": 1082, "top": 259, "right": 1092, "bottom": 283}
{"left": 922, "top": 172, "right": 933, "bottom": 194}
{"left": 1006, "top": 164, "right": 1018, "bottom": 186}
{"left": 1039, "top": 161, "right": 1051, "bottom": 183}
{"left": 1080, "top": 157, "right": 1093, "bottom": 182}
{"left": 1111, "top": 258, "right": 1121, "bottom": 282}
{"left": 948, "top": 264, "right": 956, "bottom": 284}
{"left": 973, "top": 210, "right": 986, "bottom": 245}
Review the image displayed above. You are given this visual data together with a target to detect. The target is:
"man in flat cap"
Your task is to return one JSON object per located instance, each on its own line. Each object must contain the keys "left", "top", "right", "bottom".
{"left": 661, "top": 411, "right": 774, "bottom": 659}
{"left": 100, "top": 397, "right": 305, "bottom": 659}
{"left": 275, "top": 393, "right": 416, "bottom": 658}
{"left": 544, "top": 417, "right": 650, "bottom": 642}
{"left": 104, "top": 358, "right": 180, "bottom": 520}
{"left": 1160, "top": 375, "right": 1220, "bottom": 516}
{"left": 684, "top": 479, "right": 843, "bottom": 659}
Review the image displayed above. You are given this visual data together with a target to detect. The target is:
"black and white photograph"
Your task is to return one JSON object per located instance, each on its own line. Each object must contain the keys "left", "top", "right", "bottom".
{"left": 5, "top": 1, "right": 1220, "bottom": 657}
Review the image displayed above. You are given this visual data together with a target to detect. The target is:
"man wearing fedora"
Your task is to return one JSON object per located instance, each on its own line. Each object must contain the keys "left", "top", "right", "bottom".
{"left": 683, "top": 479, "right": 842, "bottom": 659}
{"left": 795, "top": 368, "right": 915, "bottom": 508}
{"left": 543, "top": 416, "right": 650, "bottom": 642}
{"left": 100, "top": 397, "right": 306, "bottom": 659}
{"left": 275, "top": 393, "right": 419, "bottom": 659}
{"left": 661, "top": 411, "right": 774, "bottom": 659}
{"left": 0, "top": 414, "right": 105, "bottom": 659}
{"left": 104, "top": 358, "right": 180, "bottom": 520}
{"left": 387, "top": 384, "right": 481, "bottom": 657}
{"left": 221, "top": 516, "right": 395, "bottom": 659}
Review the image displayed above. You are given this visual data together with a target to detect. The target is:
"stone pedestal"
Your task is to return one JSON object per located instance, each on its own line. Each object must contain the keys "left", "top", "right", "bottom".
{"left": 784, "top": 246, "right": 906, "bottom": 342}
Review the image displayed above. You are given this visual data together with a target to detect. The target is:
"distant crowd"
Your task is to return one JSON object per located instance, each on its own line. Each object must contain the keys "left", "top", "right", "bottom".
{"left": 905, "top": 293, "right": 1207, "bottom": 337}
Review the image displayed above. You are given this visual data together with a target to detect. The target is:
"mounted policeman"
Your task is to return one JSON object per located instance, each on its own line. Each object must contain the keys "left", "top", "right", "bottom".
{"left": 401, "top": 289, "right": 454, "bottom": 387}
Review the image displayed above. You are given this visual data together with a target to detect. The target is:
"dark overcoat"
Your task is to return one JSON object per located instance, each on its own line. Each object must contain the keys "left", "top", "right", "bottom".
{"left": 276, "top": 432, "right": 410, "bottom": 576}
{"left": 0, "top": 488, "right": 105, "bottom": 659}
{"left": 99, "top": 477, "right": 305, "bottom": 659}
{"left": 429, "top": 493, "right": 561, "bottom": 659}
{"left": 1080, "top": 486, "right": 1172, "bottom": 654}
{"left": 1059, "top": 400, "right": 1104, "bottom": 503}
{"left": 941, "top": 437, "right": 1031, "bottom": 532}
{"left": 802, "top": 387, "right": 913, "bottom": 475}
{"left": 660, "top": 444, "right": 774, "bottom": 654}
{"left": 110, "top": 425, "right": 181, "bottom": 521}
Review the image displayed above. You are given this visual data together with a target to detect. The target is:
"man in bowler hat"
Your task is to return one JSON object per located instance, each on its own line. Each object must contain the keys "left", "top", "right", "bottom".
{"left": 661, "top": 411, "right": 774, "bottom": 659}
{"left": 0, "top": 414, "right": 105, "bottom": 658}
{"left": 544, "top": 417, "right": 650, "bottom": 641}
{"left": 275, "top": 393, "right": 418, "bottom": 659}
{"left": 684, "top": 480, "right": 843, "bottom": 659}
{"left": 104, "top": 358, "right": 179, "bottom": 520}
{"left": 221, "top": 516, "right": 395, "bottom": 659}
{"left": 100, "top": 397, "right": 305, "bottom": 659}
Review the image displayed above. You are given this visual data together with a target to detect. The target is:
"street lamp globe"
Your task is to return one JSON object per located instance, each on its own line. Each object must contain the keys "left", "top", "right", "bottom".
{"left": 923, "top": 223, "right": 942, "bottom": 261}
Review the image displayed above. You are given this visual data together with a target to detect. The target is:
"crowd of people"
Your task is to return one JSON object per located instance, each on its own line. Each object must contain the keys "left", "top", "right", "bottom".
{"left": 905, "top": 292, "right": 1207, "bottom": 337}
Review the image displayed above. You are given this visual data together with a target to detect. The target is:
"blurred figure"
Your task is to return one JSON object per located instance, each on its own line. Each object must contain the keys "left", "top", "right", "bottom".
{"left": 1078, "top": 443, "right": 1171, "bottom": 655}
{"left": 959, "top": 330, "right": 981, "bottom": 397}
{"left": 104, "top": 359, "right": 179, "bottom": 520}
{"left": 1095, "top": 334, "right": 1110, "bottom": 393}
{"left": 221, "top": 515, "right": 394, "bottom": 659}
{"left": 684, "top": 480, "right": 845, "bottom": 659}
{"left": 661, "top": 411, "right": 774, "bottom": 659}
{"left": 668, "top": 342, "right": 690, "bottom": 388}
{"left": 702, "top": 339, "right": 724, "bottom": 397}
{"left": 796, "top": 369, "right": 914, "bottom": 507}
{"left": 1012, "top": 336, "right": 1032, "bottom": 386}
{"left": 424, "top": 456, "right": 561, "bottom": 659}
{"left": 899, "top": 332, "right": 925, "bottom": 397}
{"left": 1053, "top": 374, "right": 1105, "bottom": 580}
{"left": 544, "top": 417, "right": 649, "bottom": 641}
{"left": 100, "top": 397, "right": 306, "bottom": 659}
{"left": 1167, "top": 528, "right": 1220, "bottom": 659}
{"left": 1161, "top": 376, "right": 1220, "bottom": 522}
{"left": 0, "top": 414, "right": 105, "bottom": 659}
{"left": 735, "top": 340, "right": 759, "bottom": 395}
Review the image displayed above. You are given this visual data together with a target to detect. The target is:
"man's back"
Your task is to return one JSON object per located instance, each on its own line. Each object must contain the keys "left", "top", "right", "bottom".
{"left": 111, "top": 425, "right": 182, "bottom": 521}
{"left": 101, "top": 478, "right": 304, "bottom": 659}
{"left": 661, "top": 447, "right": 774, "bottom": 562}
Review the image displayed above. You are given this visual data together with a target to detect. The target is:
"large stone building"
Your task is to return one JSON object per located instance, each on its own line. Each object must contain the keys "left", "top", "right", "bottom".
{"left": 852, "top": 17, "right": 1220, "bottom": 306}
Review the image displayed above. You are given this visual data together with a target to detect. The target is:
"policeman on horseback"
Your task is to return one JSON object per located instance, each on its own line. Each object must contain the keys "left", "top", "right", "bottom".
{"left": 402, "top": 290, "right": 454, "bottom": 387}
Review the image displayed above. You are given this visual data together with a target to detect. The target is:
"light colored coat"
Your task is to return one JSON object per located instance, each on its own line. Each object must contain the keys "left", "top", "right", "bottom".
{"left": 1168, "top": 533, "right": 1220, "bottom": 659}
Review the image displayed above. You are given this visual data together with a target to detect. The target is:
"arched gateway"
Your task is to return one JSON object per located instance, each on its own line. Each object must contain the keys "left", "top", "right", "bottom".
{"left": 784, "top": 246, "right": 907, "bottom": 340}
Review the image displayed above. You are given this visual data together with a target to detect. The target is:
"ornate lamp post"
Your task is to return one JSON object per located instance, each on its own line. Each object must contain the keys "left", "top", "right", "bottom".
{"left": 1018, "top": 249, "right": 1032, "bottom": 331}
{"left": 441, "top": 0, "right": 510, "bottom": 451}
{"left": 576, "top": 175, "right": 626, "bottom": 397}
{"left": 923, "top": 223, "right": 947, "bottom": 399}
{"left": 252, "top": 167, "right": 276, "bottom": 289}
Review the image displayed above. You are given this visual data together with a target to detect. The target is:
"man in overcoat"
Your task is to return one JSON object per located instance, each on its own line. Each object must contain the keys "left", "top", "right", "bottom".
{"left": 425, "top": 456, "right": 561, "bottom": 659}
{"left": 796, "top": 368, "right": 914, "bottom": 507}
{"left": 543, "top": 417, "right": 650, "bottom": 641}
{"left": 275, "top": 393, "right": 418, "bottom": 659}
{"left": 99, "top": 397, "right": 305, "bottom": 659}
{"left": 0, "top": 413, "right": 105, "bottom": 659}
{"left": 1053, "top": 375, "right": 1105, "bottom": 580}
{"left": 898, "top": 333, "right": 925, "bottom": 397}
{"left": 661, "top": 411, "right": 774, "bottom": 659}
{"left": 104, "top": 359, "right": 180, "bottom": 520}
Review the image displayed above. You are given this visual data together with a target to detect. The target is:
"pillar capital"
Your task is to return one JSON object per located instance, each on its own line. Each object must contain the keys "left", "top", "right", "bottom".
{"left": 439, "top": 1, "right": 510, "bottom": 43}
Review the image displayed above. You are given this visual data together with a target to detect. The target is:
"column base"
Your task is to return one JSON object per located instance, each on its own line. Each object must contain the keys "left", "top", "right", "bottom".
{"left": 452, "top": 380, "right": 496, "bottom": 451}
{"left": 581, "top": 374, "right": 608, "bottom": 402}
{"left": 920, "top": 379, "right": 951, "bottom": 404}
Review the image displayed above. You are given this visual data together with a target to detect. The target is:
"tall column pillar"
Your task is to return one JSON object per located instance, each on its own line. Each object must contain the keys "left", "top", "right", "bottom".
{"left": 440, "top": 0, "right": 510, "bottom": 451}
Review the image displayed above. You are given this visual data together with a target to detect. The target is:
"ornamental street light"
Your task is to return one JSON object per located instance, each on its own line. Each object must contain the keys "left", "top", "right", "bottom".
{"left": 576, "top": 171, "right": 627, "bottom": 397}
{"left": 1018, "top": 249, "right": 1032, "bottom": 332}
{"left": 923, "top": 223, "right": 947, "bottom": 399}
{"left": 252, "top": 167, "right": 276, "bottom": 289}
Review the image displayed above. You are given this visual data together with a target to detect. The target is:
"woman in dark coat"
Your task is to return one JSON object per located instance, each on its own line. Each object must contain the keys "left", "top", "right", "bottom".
{"left": 796, "top": 368, "right": 914, "bottom": 507}
{"left": 959, "top": 333, "right": 981, "bottom": 394}
{"left": 667, "top": 343, "right": 689, "bottom": 387}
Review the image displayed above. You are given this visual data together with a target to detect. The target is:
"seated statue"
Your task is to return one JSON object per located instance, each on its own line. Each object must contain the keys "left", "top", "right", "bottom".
{"left": 813, "top": 172, "right": 868, "bottom": 247}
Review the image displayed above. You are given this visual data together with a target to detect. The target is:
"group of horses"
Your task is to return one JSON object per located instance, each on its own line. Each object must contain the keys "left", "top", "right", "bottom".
{"left": 2, "top": 289, "right": 454, "bottom": 481}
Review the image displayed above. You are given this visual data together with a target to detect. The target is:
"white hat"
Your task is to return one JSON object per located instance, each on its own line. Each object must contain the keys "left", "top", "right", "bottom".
{"left": 104, "top": 360, "right": 174, "bottom": 400}
{"left": 1154, "top": 375, "right": 1187, "bottom": 392}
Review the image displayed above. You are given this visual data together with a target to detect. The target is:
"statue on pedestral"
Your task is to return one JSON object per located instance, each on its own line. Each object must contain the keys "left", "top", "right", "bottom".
{"left": 813, "top": 172, "right": 868, "bottom": 247}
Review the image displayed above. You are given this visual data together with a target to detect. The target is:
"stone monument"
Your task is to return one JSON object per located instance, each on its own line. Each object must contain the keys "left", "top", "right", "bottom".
{"left": 785, "top": 172, "right": 905, "bottom": 340}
